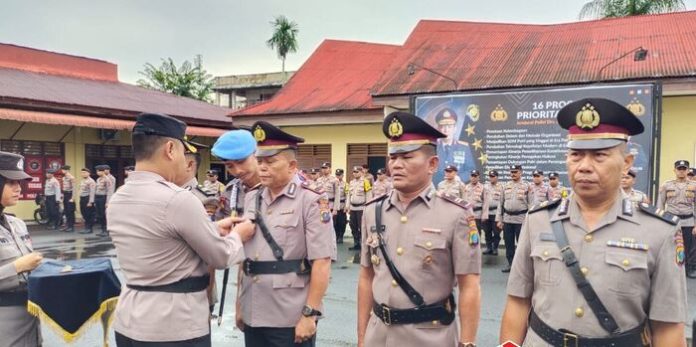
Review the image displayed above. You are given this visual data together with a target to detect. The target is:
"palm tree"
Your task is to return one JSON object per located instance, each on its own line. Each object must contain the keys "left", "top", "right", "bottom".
{"left": 266, "top": 15, "right": 299, "bottom": 73}
{"left": 137, "top": 55, "right": 213, "bottom": 102}
{"left": 579, "top": 0, "right": 686, "bottom": 19}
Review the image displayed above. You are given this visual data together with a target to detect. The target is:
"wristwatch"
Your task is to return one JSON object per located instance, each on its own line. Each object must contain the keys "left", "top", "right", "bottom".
{"left": 458, "top": 343, "right": 476, "bottom": 347}
{"left": 301, "top": 305, "right": 322, "bottom": 317}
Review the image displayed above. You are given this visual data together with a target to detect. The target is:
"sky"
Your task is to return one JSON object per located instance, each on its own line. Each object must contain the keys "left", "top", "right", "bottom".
{"left": 2, "top": 0, "right": 695, "bottom": 84}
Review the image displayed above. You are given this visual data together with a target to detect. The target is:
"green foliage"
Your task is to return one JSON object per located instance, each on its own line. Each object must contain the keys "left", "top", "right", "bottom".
{"left": 266, "top": 15, "right": 299, "bottom": 72}
{"left": 579, "top": 0, "right": 686, "bottom": 19}
{"left": 137, "top": 55, "right": 214, "bottom": 102}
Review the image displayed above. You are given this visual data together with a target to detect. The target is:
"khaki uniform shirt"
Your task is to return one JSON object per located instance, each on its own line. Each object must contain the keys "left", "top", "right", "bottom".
{"left": 360, "top": 186, "right": 481, "bottom": 347}
{"left": 485, "top": 182, "right": 503, "bottom": 218}
{"left": 335, "top": 180, "right": 347, "bottom": 213}
{"left": 548, "top": 185, "right": 570, "bottom": 201}
{"left": 79, "top": 177, "right": 96, "bottom": 205}
{"left": 184, "top": 178, "right": 210, "bottom": 202}
{"left": 507, "top": 195, "right": 687, "bottom": 346}
{"left": 62, "top": 174, "right": 75, "bottom": 192}
{"left": 436, "top": 179, "right": 466, "bottom": 199}
{"left": 530, "top": 182, "right": 550, "bottom": 206}
{"left": 0, "top": 214, "right": 41, "bottom": 347}
{"left": 107, "top": 174, "right": 116, "bottom": 194}
{"left": 657, "top": 179, "right": 696, "bottom": 227}
{"left": 316, "top": 175, "right": 340, "bottom": 210}
{"left": 108, "top": 171, "right": 245, "bottom": 342}
{"left": 43, "top": 177, "right": 61, "bottom": 200}
{"left": 372, "top": 179, "right": 393, "bottom": 198}
{"left": 348, "top": 178, "right": 372, "bottom": 211}
{"left": 203, "top": 180, "right": 224, "bottom": 197}
{"left": 624, "top": 188, "right": 648, "bottom": 205}
{"left": 496, "top": 180, "right": 533, "bottom": 224}
{"left": 464, "top": 181, "right": 490, "bottom": 219}
{"left": 239, "top": 177, "right": 335, "bottom": 328}
{"left": 95, "top": 176, "right": 113, "bottom": 201}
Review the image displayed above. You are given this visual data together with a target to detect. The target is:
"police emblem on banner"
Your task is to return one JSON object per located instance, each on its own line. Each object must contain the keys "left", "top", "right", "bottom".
{"left": 466, "top": 104, "right": 480, "bottom": 122}
{"left": 626, "top": 98, "right": 646, "bottom": 116}
{"left": 490, "top": 104, "right": 508, "bottom": 122}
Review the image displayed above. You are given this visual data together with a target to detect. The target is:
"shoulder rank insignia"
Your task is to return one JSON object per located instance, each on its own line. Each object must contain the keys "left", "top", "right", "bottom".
{"left": 365, "top": 193, "right": 388, "bottom": 206}
{"left": 638, "top": 203, "right": 679, "bottom": 225}
{"left": 437, "top": 192, "right": 472, "bottom": 210}
{"left": 300, "top": 182, "right": 322, "bottom": 195}
{"left": 622, "top": 198, "right": 633, "bottom": 216}
{"left": 528, "top": 198, "right": 561, "bottom": 214}
{"left": 675, "top": 230, "right": 685, "bottom": 266}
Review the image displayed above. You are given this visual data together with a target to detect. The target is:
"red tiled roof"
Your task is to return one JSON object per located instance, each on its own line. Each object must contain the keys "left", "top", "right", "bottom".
{"left": 372, "top": 11, "right": 696, "bottom": 96}
{"left": 231, "top": 40, "right": 399, "bottom": 117}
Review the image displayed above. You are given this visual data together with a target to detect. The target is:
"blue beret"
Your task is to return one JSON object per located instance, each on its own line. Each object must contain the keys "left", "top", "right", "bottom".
{"left": 212, "top": 130, "right": 257, "bottom": 161}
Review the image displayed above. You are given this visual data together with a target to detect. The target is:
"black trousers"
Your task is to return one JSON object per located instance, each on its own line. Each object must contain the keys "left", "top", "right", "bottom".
{"left": 243, "top": 325, "right": 315, "bottom": 347}
{"left": 79, "top": 197, "right": 95, "bottom": 230}
{"left": 503, "top": 223, "right": 522, "bottom": 265}
{"left": 682, "top": 226, "right": 696, "bottom": 270}
{"left": 45, "top": 195, "right": 60, "bottom": 228}
{"left": 333, "top": 210, "right": 347, "bottom": 243}
{"left": 94, "top": 195, "right": 107, "bottom": 233}
{"left": 115, "top": 332, "right": 210, "bottom": 347}
{"left": 482, "top": 215, "right": 501, "bottom": 250}
{"left": 349, "top": 210, "right": 363, "bottom": 248}
{"left": 62, "top": 191, "right": 75, "bottom": 228}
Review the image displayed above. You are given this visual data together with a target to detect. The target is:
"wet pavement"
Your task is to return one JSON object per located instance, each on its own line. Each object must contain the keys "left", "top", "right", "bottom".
{"left": 27, "top": 225, "right": 696, "bottom": 347}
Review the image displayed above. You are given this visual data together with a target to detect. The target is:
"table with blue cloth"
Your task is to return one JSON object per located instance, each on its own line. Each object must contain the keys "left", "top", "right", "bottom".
{"left": 27, "top": 258, "right": 121, "bottom": 346}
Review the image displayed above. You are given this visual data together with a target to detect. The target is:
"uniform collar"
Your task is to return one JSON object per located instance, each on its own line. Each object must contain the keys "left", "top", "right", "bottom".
{"left": 550, "top": 192, "right": 638, "bottom": 231}
{"left": 386, "top": 183, "right": 436, "bottom": 210}
{"left": 263, "top": 175, "right": 302, "bottom": 203}
{"left": 126, "top": 171, "right": 166, "bottom": 183}
{"left": 183, "top": 178, "right": 198, "bottom": 190}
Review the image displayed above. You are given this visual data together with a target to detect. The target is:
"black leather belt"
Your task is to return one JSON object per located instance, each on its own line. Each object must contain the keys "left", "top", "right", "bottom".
{"left": 339, "top": 199, "right": 346, "bottom": 202}
{"left": 95, "top": 195, "right": 107, "bottom": 199}
{"left": 472, "top": 206, "right": 482, "bottom": 212}
{"left": 677, "top": 214, "right": 694, "bottom": 219}
{"left": 127, "top": 275, "right": 209, "bottom": 293}
{"left": 505, "top": 209, "right": 528, "bottom": 216}
{"left": 0, "top": 291, "right": 28, "bottom": 307}
{"left": 530, "top": 311, "right": 647, "bottom": 347}
{"left": 242, "top": 258, "right": 311, "bottom": 276}
{"left": 351, "top": 202, "right": 364, "bottom": 207}
{"left": 372, "top": 294, "right": 455, "bottom": 326}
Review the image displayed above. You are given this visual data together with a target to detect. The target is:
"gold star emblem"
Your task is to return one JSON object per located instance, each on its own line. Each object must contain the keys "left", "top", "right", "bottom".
{"left": 472, "top": 138, "right": 483, "bottom": 151}
{"left": 478, "top": 152, "right": 488, "bottom": 165}
{"left": 465, "top": 124, "right": 476, "bottom": 136}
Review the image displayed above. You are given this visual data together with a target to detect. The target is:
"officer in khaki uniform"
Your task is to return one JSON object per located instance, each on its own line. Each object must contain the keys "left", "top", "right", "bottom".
{"left": 437, "top": 165, "right": 466, "bottom": 198}
{"left": 333, "top": 169, "right": 348, "bottom": 244}
{"left": 500, "top": 98, "right": 688, "bottom": 347}
{"left": 316, "top": 162, "right": 339, "bottom": 209}
{"left": 658, "top": 159, "right": 696, "bottom": 278}
{"left": 0, "top": 151, "right": 43, "bottom": 347}
{"left": 357, "top": 112, "right": 481, "bottom": 347}
{"left": 239, "top": 121, "right": 334, "bottom": 347}
{"left": 496, "top": 164, "right": 533, "bottom": 272}
{"left": 482, "top": 170, "right": 503, "bottom": 255}
{"left": 464, "top": 169, "right": 490, "bottom": 237}
{"left": 94, "top": 165, "right": 112, "bottom": 237}
{"left": 347, "top": 166, "right": 373, "bottom": 250}
{"left": 529, "top": 169, "right": 550, "bottom": 206}
{"left": 78, "top": 168, "right": 96, "bottom": 234}
{"left": 371, "top": 168, "right": 392, "bottom": 197}
{"left": 44, "top": 169, "right": 62, "bottom": 230}
{"left": 60, "top": 165, "right": 76, "bottom": 232}
{"left": 108, "top": 113, "right": 254, "bottom": 347}
{"left": 547, "top": 172, "right": 570, "bottom": 201}
{"left": 621, "top": 169, "right": 649, "bottom": 205}
{"left": 203, "top": 170, "right": 224, "bottom": 197}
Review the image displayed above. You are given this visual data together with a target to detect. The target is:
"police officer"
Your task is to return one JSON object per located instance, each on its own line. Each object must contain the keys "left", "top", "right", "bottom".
{"left": 124, "top": 165, "right": 135, "bottom": 178}
{"left": 203, "top": 170, "right": 224, "bottom": 197}
{"left": 357, "top": 111, "right": 481, "bottom": 347}
{"left": 547, "top": 172, "right": 570, "bottom": 201}
{"left": 347, "top": 165, "right": 372, "bottom": 250}
{"left": 658, "top": 160, "right": 696, "bottom": 278}
{"left": 437, "top": 165, "right": 466, "bottom": 198}
{"left": 496, "top": 164, "right": 532, "bottom": 273}
{"left": 689, "top": 167, "right": 696, "bottom": 181}
{"left": 104, "top": 165, "right": 116, "bottom": 193}
{"left": 371, "top": 168, "right": 392, "bottom": 197}
{"left": 239, "top": 120, "right": 334, "bottom": 347}
{"left": 529, "top": 169, "right": 550, "bottom": 206}
{"left": 333, "top": 169, "right": 348, "bottom": 244}
{"left": 44, "top": 168, "right": 62, "bottom": 230}
{"left": 464, "top": 169, "right": 490, "bottom": 238}
{"left": 0, "top": 151, "right": 43, "bottom": 347}
{"left": 435, "top": 108, "right": 476, "bottom": 184}
{"left": 316, "top": 162, "right": 340, "bottom": 217}
{"left": 78, "top": 168, "right": 96, "bottom": 234}
{"left": 94, "top": 165, "right": 112, "bottom": 237}
{"left": 60, "top": 165, "right": 76, "bottom": 232}
{"left": 482, "top": 170, "right": 503, "bottom": 255}
{"left": 622, "top": 169, "right": 649, "bottom": 204}
{"left": 500, "top": 98, "right": 688, "bottom": 346}
{"left": 108, "top": 113, "right": 254, "bottom": 347}
{"left": 307, "top": 168, "right": 321, "bottom": 190}
{"left": 180, "top": 143, "right": 210, "bottom": 202}
{"left": 361, "top": 164, "right": 375, "bottom": 185}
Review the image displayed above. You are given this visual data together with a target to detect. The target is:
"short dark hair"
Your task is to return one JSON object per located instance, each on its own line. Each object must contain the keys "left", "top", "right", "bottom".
{"left": 186, "top": 152, "right": 202, "bottom": 171}
{"left": 132, "top": 134, "right": 170, "bottom": 161}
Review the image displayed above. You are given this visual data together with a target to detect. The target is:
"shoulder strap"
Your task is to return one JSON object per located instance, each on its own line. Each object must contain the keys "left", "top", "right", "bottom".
{"left": 549, "top": 218, "right": 620, "bottom": 334}
{"left": 374, "top": 199, "right": 425, "bottom": 307}
{"left": 255, "top": 187, "right": 284, "bottom": 260}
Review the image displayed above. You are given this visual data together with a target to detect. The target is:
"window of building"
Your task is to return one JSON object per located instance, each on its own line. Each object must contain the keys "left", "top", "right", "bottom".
{"left": 0, "top": 140, "right": 64, "bottom": 200}
{"left": 347, "top": 143, "right": 387, "bottom": 176}
{"left": 297, "top": 144, "right": 331, "bottom": 171}
{"left": 85, "top": 144, "right": 133, "bottom": 187}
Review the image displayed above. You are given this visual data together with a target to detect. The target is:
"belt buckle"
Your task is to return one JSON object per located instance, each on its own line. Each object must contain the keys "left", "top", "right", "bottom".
{"left": 563, "top": 332, "right": 579, "bottom": 347}
{"left": 243, "top": 259, "right": 252, "bottom": 275}
{"left": 381, "top": 305, "right": 392, "bottom": 326}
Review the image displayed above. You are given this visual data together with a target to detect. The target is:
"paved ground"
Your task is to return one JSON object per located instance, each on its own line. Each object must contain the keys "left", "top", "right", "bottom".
{"left": 27, "top": 225, "right": 696, "bottom": 347}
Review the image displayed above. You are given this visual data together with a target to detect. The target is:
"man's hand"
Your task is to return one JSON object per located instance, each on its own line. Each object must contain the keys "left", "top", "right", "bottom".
{"left": 294, "top": 316, "right": 317, "bottom": 343}
{"left": 69, "top": 199, "right": 74, "bottom": 203}
{"left": 87, "top": 203, "right": 93, "bottom": 207}
{"left": 497, "top": 221, "right": 504, "bottom": 230}
{"left": 14, "top": 252, "right": 43, "bottom": 273}
{"left": 235, "top": 300, "right": 245, "bottom": 331}
{"left": 216, "top": 216, "right": 245, "bottom": 236}
{"left": 232, "top": 219, "right": 256, "bottom": 242}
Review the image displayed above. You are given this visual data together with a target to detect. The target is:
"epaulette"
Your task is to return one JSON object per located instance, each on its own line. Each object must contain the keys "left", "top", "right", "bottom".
{"left": 436, "top": 192, "right": 472, "bottom": 210}
{"left": 301, "top": 182, "right": 323, "bottom": 195}
{"left": 638, "top": 203, "right": 679, "bottom": 225}
{"left": 195, "top": 185, "right": 215, "bottom": 197}
{"left": 248, "top": 182, "right": 262, "bottom": 191}
{"left": 365, "top": 193, "right": 388, "bottom": 206}
{"left": 528, "top": 198, "right": 562, "bottom": 214}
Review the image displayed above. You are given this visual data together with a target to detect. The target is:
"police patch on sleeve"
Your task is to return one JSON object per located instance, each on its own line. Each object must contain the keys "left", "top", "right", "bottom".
{"left": 318, "top": 198, "right": 331, "bottom": 223}
{"left": 675, "top": 230, "right": 685, "bottom": 266}
{"left": 467, "top": 217, "right": 480, "bottom": 246}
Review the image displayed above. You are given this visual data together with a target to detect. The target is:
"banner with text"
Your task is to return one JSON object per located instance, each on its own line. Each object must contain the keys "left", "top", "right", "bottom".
{"left": 414, "top": 84, "right": 655, "bottom": 194}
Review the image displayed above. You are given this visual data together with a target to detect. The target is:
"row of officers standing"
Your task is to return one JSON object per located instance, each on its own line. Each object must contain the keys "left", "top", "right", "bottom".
{"left": 0, "top": 96, "right": 691, "bottom": 347}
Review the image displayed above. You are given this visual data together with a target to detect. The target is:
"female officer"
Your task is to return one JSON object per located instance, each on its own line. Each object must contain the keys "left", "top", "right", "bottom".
{"left": 0, "top": 151, "right": 43, "bottom": 347}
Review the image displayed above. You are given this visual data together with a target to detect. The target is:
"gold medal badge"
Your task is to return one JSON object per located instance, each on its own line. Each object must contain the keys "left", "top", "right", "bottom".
{"left": 253, "top": 125, "right": 266, "bottom": 142}
{"left": 575, "top": 103, "right": 600, "bottom": 130}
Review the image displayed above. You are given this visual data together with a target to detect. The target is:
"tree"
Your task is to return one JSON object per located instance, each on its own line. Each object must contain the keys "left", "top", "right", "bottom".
{"left": 266, "top": 15, "right": 299, "bottom": 73}
{"left": 579, "top": 0, "right": 686, "bottom": 19}
{"left": 137, "top": 55, "right": 214, "bottom": 102}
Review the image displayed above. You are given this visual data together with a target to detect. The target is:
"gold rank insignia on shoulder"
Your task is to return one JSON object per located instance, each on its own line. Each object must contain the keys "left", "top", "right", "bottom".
{"left": 576, "top": 103, "right": 600, "bottom": 130}
{"left": 253, "top": 125, "right": 266, "bottom": 142}
{"left": 388, "top": 118, "right": 404, "bottom": 138}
